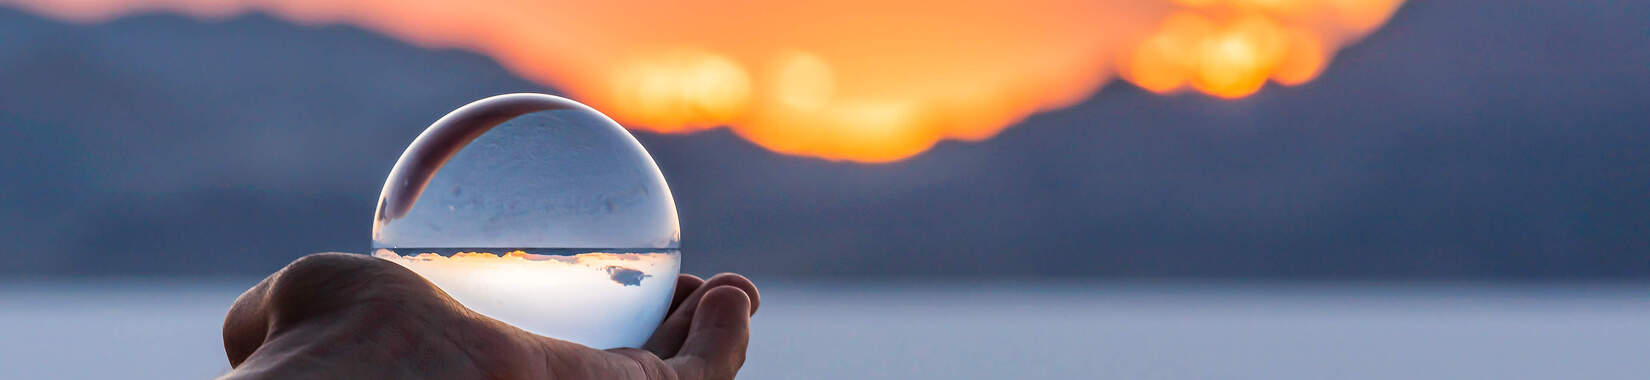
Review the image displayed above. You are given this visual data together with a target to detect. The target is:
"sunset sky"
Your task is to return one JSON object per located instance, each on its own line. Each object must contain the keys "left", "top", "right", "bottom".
{"left": 2, "top": 4, "right": 1648, "bottom": 380}
{"left": 0, "top": 0, "right": 1645, "bottom": 278}
{"left": 3, "top": 0, "right": 1403, "bottom": 161}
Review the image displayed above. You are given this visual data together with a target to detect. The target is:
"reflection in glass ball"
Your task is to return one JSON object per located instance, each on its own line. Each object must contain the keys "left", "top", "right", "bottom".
{"left": 372, "top": 93, "right": 679, "bottom": 349}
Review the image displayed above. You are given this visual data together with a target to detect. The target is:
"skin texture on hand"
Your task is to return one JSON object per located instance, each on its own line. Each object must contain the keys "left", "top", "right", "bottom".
{"left": 220, "top": 252, "right": 760, "bottom": 380}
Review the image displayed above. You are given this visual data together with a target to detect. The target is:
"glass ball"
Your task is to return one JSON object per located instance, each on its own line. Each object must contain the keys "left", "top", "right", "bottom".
{"left": 371, "top": 93, "right": 680, "bottom": 349}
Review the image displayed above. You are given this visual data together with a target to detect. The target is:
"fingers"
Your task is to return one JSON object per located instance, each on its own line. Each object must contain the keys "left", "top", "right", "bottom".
{"left": 667, "top": 286, "right": 753, "bottom": 380}
{"left": 650, "top": 274, "right": 704, "bottom": 353}
{"left": 643, "top": 273, "right": 760, "bottom": 357}
{"left": 568, "top": 287, "right": 752, "bottom": 380}
{"left": 670, "top": 274, "right": 706, "bottom": 314}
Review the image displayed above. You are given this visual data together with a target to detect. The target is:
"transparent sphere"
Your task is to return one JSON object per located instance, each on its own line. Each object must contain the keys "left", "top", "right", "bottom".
{"left": 371, "top": 93, "right": 679, "bottom": 349}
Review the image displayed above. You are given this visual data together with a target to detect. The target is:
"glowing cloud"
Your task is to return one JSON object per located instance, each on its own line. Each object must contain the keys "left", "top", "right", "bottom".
{"left": 2, "top": 0, "right": 1404, "bottom": 162}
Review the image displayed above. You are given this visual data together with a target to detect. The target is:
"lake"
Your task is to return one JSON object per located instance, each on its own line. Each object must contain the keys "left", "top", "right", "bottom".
{"left": 1, "top": 279, "right": 1645, "bottom": 379}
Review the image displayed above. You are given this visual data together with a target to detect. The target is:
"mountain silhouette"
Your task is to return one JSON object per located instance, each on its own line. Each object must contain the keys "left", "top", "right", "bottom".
{"left": 2, "top": 0, "right": 1646, "bottom": 278}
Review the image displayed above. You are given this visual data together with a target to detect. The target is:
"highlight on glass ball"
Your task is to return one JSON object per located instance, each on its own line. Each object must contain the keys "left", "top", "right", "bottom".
{"left": 371, "top": 93, "right": 681, "bottom": 349}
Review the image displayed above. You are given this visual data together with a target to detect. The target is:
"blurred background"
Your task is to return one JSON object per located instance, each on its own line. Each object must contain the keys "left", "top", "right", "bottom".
{"left": 1, "top": 0, "right": 1647, "bottom": 379}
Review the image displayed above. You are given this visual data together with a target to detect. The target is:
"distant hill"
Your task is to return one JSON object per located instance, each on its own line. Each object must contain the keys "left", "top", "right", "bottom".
{"left": 2, "top": 1, "right": 1647, "bottom": 278}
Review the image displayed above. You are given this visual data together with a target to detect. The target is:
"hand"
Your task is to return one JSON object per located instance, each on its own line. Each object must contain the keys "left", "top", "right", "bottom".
{"left": 220, "top": 252, "right": 760, "bottom": 380}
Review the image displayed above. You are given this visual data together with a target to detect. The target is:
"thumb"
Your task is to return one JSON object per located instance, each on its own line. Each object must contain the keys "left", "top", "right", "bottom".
{"left": 667, "top": 286, "right": 753, "bottom": 380}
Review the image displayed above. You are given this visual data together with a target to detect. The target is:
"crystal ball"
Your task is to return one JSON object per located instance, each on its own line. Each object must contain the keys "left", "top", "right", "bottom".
{"left": 371, "top": 93, "right": 680, "bottom": 349}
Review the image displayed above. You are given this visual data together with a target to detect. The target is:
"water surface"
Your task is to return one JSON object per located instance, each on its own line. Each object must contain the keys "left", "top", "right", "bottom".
{"left": 1, "top": 280, "right": 1644, "bottom": 379}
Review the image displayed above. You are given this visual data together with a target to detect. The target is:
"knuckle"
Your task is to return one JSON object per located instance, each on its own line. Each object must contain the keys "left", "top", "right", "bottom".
{"left": 281, "top": 252, "right": 382, "bottom": 279}
{"left": 264, "top": 253, "right": 388, "bottom": 325}
{"left": 705, "top": 273, "right": 753, "bottom": 289}
{"left": 700, "top": 274, "right": 759, "bottom": 313}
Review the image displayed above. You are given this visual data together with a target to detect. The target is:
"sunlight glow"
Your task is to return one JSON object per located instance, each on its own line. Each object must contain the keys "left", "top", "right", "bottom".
{"left": 1, "top": 0, "right": 1404, "bottom": 162}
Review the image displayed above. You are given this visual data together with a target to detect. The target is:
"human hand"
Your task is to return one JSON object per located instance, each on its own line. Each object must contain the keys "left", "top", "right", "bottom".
{"left": 220, "top": 252, "right": 760, "bottom": 380}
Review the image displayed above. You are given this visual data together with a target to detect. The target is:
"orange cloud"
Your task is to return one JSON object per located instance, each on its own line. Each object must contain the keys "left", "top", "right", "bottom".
{"left": 2, "top": 0, "right": 1404, "bottom": 162}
